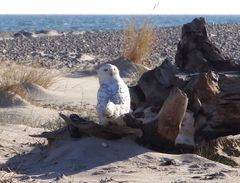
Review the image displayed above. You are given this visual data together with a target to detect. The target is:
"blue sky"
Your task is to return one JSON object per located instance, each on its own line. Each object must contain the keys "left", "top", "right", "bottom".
{"left": 0, "top": 0, "right": 239, "bottom": 14}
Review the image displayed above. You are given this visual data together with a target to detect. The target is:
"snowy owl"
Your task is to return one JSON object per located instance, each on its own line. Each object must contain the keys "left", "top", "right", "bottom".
{"left": 96, "top": 64, "right": 131, "bottom": 126}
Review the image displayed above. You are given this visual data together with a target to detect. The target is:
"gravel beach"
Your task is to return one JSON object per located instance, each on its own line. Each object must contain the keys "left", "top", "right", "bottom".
{"left": 0, "top": 23, "right": 240, "bottom": 70}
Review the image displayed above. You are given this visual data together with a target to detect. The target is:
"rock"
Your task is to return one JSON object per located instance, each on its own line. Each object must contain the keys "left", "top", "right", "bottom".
{"left": 175, "top": 17, "right": 240, "bottom": 72}
{"left": 101, "top": 142, "right": 109, "bottom": 148}
{"left": 159, "top": 157, "right": 178, "bottom": 166}
{"left": 35, "top": 29, "right": 59, "bottom": 36}
{"left": 79, "top": 53, "right": 95, "bottom": 61}
{"left": 13, "top": 30, "right": 33, "bottom": 38}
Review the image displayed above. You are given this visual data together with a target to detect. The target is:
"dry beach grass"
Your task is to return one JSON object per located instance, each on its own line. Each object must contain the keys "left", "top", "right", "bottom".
{"left": 121, "top": 18, "right": 155, "bottom": 64}
{"left": 0, "top": 63, "right": 57, "bottom": 103}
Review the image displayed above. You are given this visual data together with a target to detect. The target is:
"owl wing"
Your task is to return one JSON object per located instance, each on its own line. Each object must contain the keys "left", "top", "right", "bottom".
{"left": 97, "top": 84, "right": 114, "bottom": 118}
{"left": 97, "top": 84, "right": 109, "bottom": 109}
{"left": 111, "top": 80, "right": 131, "bottom": 112}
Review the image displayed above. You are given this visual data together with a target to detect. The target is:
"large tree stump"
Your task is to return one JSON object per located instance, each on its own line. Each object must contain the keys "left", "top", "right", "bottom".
{"left": 175, "top": 17, "right": 240, "bottom": 72}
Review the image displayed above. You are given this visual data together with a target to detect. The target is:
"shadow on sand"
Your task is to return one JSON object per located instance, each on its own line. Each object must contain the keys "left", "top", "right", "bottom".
{"left": 1, "top": 135, "right": 149, "bottom": 181}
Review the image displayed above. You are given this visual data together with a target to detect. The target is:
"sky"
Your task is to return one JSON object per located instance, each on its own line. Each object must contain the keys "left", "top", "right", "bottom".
{"left": 0, "top": 0, "right": 240, "bottom": 15}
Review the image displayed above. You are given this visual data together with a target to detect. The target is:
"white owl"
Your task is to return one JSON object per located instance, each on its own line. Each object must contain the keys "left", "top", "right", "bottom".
{"left": 96, "top": 64, "right": 131, "bottom": 126}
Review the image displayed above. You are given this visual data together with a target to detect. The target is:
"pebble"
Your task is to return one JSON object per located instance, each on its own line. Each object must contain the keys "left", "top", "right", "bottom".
{"left": 0, "top": 24, "right": 239, "bottom": 71}
{"left": 101, "top": 142, "right": 109, "bottom": 148}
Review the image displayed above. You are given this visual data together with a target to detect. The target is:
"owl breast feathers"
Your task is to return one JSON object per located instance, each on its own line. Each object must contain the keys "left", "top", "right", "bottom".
{"left": 96, "top": 64, "right": 130, "bottom": 126}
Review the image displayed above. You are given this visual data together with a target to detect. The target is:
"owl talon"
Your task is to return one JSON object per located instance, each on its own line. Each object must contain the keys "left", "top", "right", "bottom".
{"left": 104, "top": 109, "right": 112, "bottom": 118}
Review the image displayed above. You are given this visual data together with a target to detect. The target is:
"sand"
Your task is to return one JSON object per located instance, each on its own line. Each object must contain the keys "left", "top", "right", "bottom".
{"left": 1, "top": 124, "right": 239, "bottom": 183}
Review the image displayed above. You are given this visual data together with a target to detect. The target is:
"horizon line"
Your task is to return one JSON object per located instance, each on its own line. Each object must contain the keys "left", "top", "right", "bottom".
{"left": 0, "top": 14, "right": 240, "bottom": 16}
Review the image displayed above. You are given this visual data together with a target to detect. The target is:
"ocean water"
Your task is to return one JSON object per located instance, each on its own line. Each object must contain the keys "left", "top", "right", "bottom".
{"left": 0, "top": 15, "right": 240, "bottom": 32}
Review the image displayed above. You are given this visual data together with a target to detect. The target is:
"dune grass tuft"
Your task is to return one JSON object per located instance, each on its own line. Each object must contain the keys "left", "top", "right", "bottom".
{"left": 0, "top": 63, "right": 57, "bottom": 101}
{"left": 196, "top": 144, "right": 238, "bottom": 166}
{"left": 121, "top": 18, "right": 155, "bottom": 64}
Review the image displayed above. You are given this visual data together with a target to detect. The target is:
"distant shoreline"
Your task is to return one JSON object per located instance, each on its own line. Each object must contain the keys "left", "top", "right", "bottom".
{"left": 0, "top": 15, "right": 240, "bottom": 32}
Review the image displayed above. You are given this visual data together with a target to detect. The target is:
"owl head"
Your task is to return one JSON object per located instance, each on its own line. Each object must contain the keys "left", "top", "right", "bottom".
{"left": 97, "top": 64, "right": 120, "bottom": 84}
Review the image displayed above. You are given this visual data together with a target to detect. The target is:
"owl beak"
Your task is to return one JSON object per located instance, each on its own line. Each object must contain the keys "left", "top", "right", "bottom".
{"left": 110, "top": 69, "right": 116, "bottom": 76}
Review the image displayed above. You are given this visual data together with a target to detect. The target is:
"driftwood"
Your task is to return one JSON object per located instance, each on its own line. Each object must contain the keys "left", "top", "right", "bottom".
{"left": 123, "top": 88, "right": 191, "bottom": 152}
{"left": 30, "top": 113, "right": 141, "bottom": 143}
{"left": 175, "top": 17, "right": 240, "bottom": 72}
{"left": 59, "top": 113, "right": 141, "bottom": 139}
{"left": 193, "top": 73, "right": 240, "bottom": 143}
{"left": 133, "top": 59, "right": 180, "bottom": 108}
{"left": 129, "top": 70, "right": 240, "bottom": 152}
{"left": 129, "top": 17, "right": 240, "bottom": 150}
{"left": 156, "top": 88, "right": 188, "bottom": 142}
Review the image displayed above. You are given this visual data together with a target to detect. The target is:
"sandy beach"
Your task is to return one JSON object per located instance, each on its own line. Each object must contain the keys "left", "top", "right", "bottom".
{"left": 0, "top": 22, "right": 240, "bottom": 182}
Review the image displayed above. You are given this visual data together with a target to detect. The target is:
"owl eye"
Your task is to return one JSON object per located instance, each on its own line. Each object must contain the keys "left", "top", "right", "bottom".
{"left": 104, "top": 69, "right": 108, "bottom": 72}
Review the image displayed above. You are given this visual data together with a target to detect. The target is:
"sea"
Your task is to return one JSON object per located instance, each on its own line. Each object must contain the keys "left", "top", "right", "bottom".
{"left": 0, "top": 15, "right": 240, "bottom": 32}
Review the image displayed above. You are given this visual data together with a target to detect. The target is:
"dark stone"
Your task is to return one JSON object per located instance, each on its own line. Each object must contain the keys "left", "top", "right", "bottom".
{"left": 13, "top": 30, "right": 33, "bottom": 38}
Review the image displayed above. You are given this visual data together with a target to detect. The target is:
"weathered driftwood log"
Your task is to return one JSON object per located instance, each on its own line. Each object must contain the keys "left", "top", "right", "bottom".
{"left": 59, "top": 113, "right": 141, "bottom": 139}
{"left": 175, "top": 17, "right": 240, "bottom": 72}
{"left": 156, "top": 88, "right": 188, "bottom": 142}
{"left": 125, "top": 88, "right": 191, "bottom": 152}
{"left": 193, "top": 73, "right": 240, "bottom": 143}
{"left": 30, "top": 113, "right": 141, "bottom": 142}
{"left": 130, "top": 59, "right": 182, "bottom": 108}
{"left": 193, "top": 71, "right": 220, "bottom": 102}
{"left": 130, "top": 68, "right": 240, "bottom": 149}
